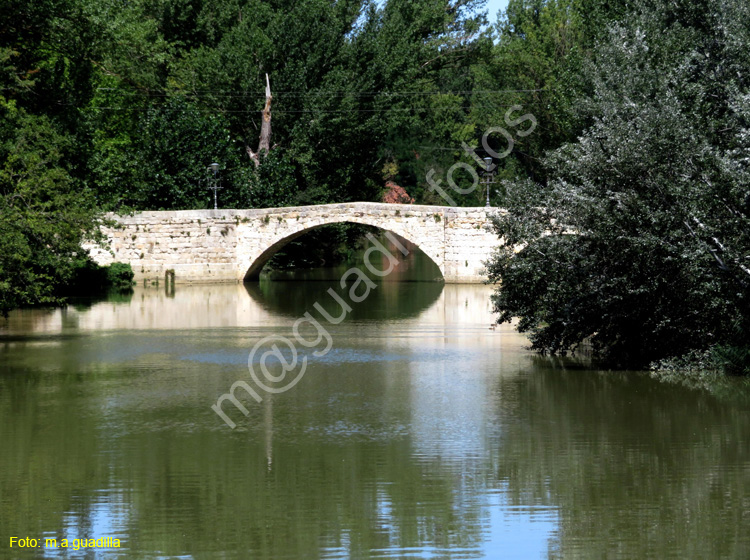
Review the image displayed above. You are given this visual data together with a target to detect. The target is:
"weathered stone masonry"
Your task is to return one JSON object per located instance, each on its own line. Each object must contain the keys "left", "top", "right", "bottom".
{"left": 86, "top": 202, "right": 504, "bottom": 284}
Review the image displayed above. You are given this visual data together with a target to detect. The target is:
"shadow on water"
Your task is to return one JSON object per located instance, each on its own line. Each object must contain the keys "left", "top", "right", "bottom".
{"left": 243, "top": 280, "right": 445, "bottom": 321}
{"left": 66, "top": 289, "right": 134, "bottom": 312}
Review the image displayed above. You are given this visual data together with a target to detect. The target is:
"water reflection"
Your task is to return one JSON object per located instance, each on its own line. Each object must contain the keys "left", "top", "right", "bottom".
{"left": 244, "top": 280, "right": 445, "bottom": 321}
{"left": 0, "top": 280, "right": 448, "bottom": 335}
{"left": 490, "top": 359, "right": 750, "bottom": 558}
{"left": 1, "top": 284, "right": 749, "bottom": 559}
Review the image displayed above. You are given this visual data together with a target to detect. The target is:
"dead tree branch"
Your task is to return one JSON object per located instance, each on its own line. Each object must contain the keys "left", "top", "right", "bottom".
{"left": 247, "top": 73, "right": 272, "bottom": 167}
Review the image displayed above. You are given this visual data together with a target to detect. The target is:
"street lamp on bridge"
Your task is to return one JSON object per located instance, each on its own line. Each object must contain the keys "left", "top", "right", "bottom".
{"left": 206, "top": 162, "right": 222, "bottom": 210}
{"left": 482, "top": 156, "right": 496, "bottom": 208}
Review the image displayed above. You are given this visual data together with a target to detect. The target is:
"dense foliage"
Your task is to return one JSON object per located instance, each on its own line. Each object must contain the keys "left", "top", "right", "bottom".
{"left": 81, "top": 0, "right": 494, "bottom": 209}
{"left": 487, "top": 0, "right": 750, "bottom": 372}
{"left": 0, "top": 98, "right": 101, "bottom": 314}
{"left": 67, "top": 259, "right": 135, "bottom": 294}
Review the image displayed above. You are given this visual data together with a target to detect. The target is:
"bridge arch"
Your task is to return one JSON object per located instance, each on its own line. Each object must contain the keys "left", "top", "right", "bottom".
{"left": 240, "top": 217, "right": 445, "bottom": 282}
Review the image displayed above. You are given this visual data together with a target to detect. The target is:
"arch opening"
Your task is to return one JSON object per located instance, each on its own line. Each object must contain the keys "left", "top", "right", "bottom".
{"left": 243, "top": 222, "right": 443, "bottom": 283}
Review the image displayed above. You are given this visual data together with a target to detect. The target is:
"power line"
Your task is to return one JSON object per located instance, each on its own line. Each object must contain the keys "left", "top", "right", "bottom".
{"left": 85, "top": 106, "right": 544, "bottom": 113}
{"left": 85, "top": 102, "right": 549, "bottom": 113}
{"left": 93, "top": 87, "right": 546, "bottom": 98}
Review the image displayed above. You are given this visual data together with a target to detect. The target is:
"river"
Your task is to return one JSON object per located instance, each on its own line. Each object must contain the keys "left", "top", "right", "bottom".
{"left": 1, "top": 280, "right": 749, "bottom": 559}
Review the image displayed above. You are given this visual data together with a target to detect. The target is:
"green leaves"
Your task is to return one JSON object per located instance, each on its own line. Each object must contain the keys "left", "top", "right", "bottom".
{"left": 82, "top": 0, "right": 497, "bottom": 208}
{"left": 0, "top": 98, "right": 99, "bottom": 315}
{"left": 488, "top": 0, "right": 750, "bottom": 370}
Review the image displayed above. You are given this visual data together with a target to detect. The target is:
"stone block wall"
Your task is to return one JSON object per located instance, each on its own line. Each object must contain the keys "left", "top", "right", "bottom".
{"left": 86, "top": 203, "right": 503, "bottom": 284}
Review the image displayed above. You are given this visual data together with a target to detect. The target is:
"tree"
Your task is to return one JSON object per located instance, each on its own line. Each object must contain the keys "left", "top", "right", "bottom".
{"left": 82, "top": 0, "right": 493, "bottom": 209}
{"left": 0, "top": 99, "right": 100, "bottom": 315}
{"left": 487, "top": 0, "right": 750, "bottom": 371}
{"left": 0, "top": 0, "right": 107, "bottom": 314}
{"left": 91, "top": 96, "right": 251, "bottom": 210}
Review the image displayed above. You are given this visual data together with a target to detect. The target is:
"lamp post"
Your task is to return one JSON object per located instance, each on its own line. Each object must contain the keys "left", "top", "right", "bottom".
{"left": 483, "top": 156, "right": 495, "bottom": 208}
{"left": 206, "top": 162, "right": 222, "bottom": 210}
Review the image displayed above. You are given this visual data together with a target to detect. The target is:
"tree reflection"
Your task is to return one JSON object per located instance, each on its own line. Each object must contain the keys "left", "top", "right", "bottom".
{"left": 489, "top": 359, "right": 750, "bottom": 558}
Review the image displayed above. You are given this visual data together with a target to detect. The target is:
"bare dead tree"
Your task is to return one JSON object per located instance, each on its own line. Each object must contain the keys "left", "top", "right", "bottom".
{"left": 247, "top": 73, "right": 272, "bottom": 167}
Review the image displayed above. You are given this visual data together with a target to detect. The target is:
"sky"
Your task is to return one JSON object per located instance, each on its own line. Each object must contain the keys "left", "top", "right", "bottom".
{"left": 485, "top": 0, "right": 510, "bottom": 24}
{"left": 373, "top": 0, "right": 510, "bottom": 25}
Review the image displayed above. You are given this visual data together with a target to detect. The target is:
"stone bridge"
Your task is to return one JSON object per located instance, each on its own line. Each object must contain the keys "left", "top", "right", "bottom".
{"left": 88, "top": 202, "right": 504, "bottom": 283}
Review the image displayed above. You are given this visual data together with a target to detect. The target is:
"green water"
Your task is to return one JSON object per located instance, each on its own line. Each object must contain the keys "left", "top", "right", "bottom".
{"left": 1, "top": 282, "right": 749, "bottom": 559}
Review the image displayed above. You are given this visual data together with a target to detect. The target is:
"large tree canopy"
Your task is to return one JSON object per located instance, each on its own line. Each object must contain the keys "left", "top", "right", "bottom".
{"left": 487, "top": 0, "right": 750, "bottom": 372}
{"left": 0, "top": 0, "right": 101, "bottom": 315}
{"left": 83, "top": 0, "right": 492, "bottom": 209}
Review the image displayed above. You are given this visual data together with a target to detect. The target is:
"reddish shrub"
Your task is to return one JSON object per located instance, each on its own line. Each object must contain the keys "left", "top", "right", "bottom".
{"left": 382, "top": 181, "right": 414, "bottom": 204}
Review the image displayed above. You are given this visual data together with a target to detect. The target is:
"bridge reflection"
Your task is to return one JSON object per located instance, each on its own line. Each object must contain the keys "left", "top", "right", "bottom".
{"left": 243, "top": 280, "right": 444, "bottom": 321}
{"left": 0, "top": 281, "right": 497, "bottom": 334}
{"left": 0, "top": 283, "right": 514, "bottom": 346}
